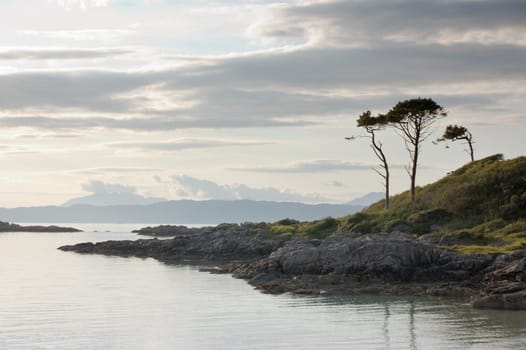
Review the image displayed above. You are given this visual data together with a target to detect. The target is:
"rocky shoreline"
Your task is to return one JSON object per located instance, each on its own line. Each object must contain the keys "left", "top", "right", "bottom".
{"left": 58, "top": 223, "right": 526, "bottom": 310}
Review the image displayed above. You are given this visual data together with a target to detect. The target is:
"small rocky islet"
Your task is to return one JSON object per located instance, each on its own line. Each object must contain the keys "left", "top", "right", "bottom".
{"left": 0, "top": 221, "right": 81, "bottom": 233}
{"left": 59, "top": 222, "right": 526, "bottom": 310}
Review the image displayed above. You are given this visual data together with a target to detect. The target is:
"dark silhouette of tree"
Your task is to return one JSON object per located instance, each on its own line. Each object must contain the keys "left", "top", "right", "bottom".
{"left": 347, "top": 111, "right": 390, "bottom": 209}
{"left": 385, "top": 98, "right": 447, "bottom": 204}
{"left": 437, "top": 124, "right": 475, "bottom": 162}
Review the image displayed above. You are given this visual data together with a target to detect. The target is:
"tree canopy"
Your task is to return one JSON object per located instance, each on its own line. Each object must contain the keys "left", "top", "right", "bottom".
{"left": 438, "top": 124, "right": 475, "bottom": 162}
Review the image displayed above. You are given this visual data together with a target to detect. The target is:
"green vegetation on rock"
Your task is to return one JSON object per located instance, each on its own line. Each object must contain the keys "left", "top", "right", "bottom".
{"left": 266, "top": 154, "right": 526, "bottom": 254}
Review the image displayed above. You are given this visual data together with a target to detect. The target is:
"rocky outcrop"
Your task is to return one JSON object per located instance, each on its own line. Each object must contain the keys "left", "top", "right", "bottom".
{"left": 232, "top": 232, "right": 492, "bottom": 281}
{"left": 132, "top": 225, "right": 213, "bottom": 237}
{"left": 0, "top": 221, "right": 81, "bottom": 233}
{"left": 471, "top": 249, "right": 526, "bottom": 310}
{"left": 58, "top": 223, "right": 526, "bottom": 310}
{"left": 61, "top": 223, "right": 285, "bottom": 263}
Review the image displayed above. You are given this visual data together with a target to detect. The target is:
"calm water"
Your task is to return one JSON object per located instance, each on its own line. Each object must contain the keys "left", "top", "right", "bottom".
{"left": 1, "top": 224, "right": 526, "bottom": 350}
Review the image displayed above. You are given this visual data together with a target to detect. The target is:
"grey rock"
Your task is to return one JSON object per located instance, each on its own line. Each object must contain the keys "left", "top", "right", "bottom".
{"left": 59, "top": 223, "right": 526, "bottom": 310}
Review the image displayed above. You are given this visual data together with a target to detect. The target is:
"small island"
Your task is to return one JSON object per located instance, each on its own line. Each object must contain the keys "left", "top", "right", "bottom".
{"left": 59, "top": 155, "right": 526, "bottom": 310}
{"left": 0, "top": 221, "right": 82, "bottom": 233}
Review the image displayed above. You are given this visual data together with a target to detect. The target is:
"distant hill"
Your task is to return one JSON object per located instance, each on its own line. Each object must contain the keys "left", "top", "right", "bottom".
{"left": 0, "top": 200, "right": 363, "bottom": 224}
{"left": 347, "top": 192, "right": 384, "bottom": 206}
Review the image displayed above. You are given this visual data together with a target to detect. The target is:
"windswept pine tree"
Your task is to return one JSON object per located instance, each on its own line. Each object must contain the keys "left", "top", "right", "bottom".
{"left": 385, "top": 98, "right": 447, "bottom": 204}
{"left": 349, "top": 111, "right": 390, "bottom": 209}
{"left": 437, "top": 124, "right": 475, "bottom": 162}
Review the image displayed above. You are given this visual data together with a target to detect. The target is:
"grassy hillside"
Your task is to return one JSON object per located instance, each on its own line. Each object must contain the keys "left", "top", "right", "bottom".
{"left": 267, "top": 154, "right": 526, "bottom": 254}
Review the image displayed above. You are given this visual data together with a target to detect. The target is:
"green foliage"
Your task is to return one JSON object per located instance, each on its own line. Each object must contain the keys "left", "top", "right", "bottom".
{"left": 342, "top": 155, "right": 526, "bottom": 253}
{"left": 266, "top": 155, "right": 526, "bottom": 254}
{"left": 441, "top": 124, "right": 469, "bottom": 141}
{"left": 268, "top": 217, "right": 340, "bottom": 239}
{"left": 274, "top": 218, "right": 300, "bottom": 226}
{"left": 385, "top": 97, "right": 446, "bottom": 124}
{"left": 367, "top": 154, "right": 526, "bottom": 222}
{"left": 357, "top": 110, "right": 387, "bottom": 129}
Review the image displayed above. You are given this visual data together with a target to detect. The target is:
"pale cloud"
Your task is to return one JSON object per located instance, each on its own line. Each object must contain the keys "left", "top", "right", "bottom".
{"left": 171, "top": 175, "right": 328, "bottom": 203}
{"left": 231, "top": 160, "right": 405, "bottom": 173}
{"left": 20, "top": 29, "right": 136, "bottom": 42}
{"left": 73, "top": 167, "right": 161, "bottom": 175}
{"left": 108, "top": 139, "right": 271, "bottom": 152}
{"left": 0, "top": 48, "right": 132, "bottom": 60}
{"left": 82, "top": 179, "right": 135, "bottom": 194}
{"left": 54, "top": 0, "right": 110, "bottom": 10}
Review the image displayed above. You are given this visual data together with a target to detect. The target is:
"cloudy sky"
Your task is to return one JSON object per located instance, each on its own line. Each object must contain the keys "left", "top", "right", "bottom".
{"left": 0, "top": 0, "right": 524, "bottom": 207}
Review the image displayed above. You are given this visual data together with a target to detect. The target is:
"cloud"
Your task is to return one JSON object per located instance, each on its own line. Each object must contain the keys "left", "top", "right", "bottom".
{"left": 108, "top": 139, "right": 271, "bottom": 152}
{"left": 255, "top": 0, "right": 526, "bottom": 46}
{"left": 0, "top": 115, "right": 312, "bottom": 131}
{"left": 0, "top": 0, "right": 523, "bottom": 132}
{"left": 73, "top": 167, "right": 161, "bottom": 175}
{"left": 172, "top": 175, "right": 328, "bottom": 203}
{"left": 20, "top": 29, "right": 136, "bottom": 41}
{"left": 0, "top": 48, "right": 132, "bottom": 60}
{"left": 54, "top": 0, "right": 110, "bottom": 10}
{"left": 82, "top": 180, "right": 136, "bottom": 194}
{"left": 0, "top": 49, "right": 523, "bottom": 132}
{"left": 230, "top": 160, "right": 398, "bottom": 173}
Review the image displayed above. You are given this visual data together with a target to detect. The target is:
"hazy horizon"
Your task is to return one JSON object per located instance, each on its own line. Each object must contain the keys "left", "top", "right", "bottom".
{"left": 0, "top": 0, "right": 524, "bottom": 207}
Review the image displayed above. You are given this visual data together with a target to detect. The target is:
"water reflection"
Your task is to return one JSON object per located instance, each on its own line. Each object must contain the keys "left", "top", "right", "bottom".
{"left": 281, "top": 293, "right": 526, "bottom": 349}
{"left": 1, "top": 229, "right": 525, "bottom": 350}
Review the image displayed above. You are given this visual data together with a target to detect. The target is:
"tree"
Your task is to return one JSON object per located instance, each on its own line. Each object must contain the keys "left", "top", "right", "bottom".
{"left": 347, "top": 111, "right": 390, "bottom": 209}
{"left": 437, "top": 124, "right": 475, "bottom": 162}
{"left": 385, "top": 98, "right": 447, "bottom": 204}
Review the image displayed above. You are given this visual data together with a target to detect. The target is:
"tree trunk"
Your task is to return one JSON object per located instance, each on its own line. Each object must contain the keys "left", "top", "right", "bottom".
{"left": 385, "top": 164, "right": 390, "bottom": 209}
{"left": 410, "top": 138, "right": 419, "bottom": 204}
{"left": 467, "top": 134, "right": 474, "bottom": 162}
{"left": 370, "top": 131, "right": 390, "bottom": 209}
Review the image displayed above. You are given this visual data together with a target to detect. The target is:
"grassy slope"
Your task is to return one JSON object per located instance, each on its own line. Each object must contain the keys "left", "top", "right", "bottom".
{"left": 267, "top": 154, "right": 526, "bottom": 254}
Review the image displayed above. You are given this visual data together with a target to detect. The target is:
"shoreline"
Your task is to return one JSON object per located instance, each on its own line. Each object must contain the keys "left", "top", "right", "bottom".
{"left": 59, "top": 223, "right": 526, "bottom": 310}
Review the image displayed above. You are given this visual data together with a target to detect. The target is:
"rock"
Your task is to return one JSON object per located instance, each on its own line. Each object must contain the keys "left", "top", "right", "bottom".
{"left": 132, "top": 225, "right": 212, "bottom": 237}
{"left": 58, "top": 223, "right": 526, "bottom": 310}
{"left": 245, "top": 232, "right": 492, "bottom": 284}
{"left": 0, "top": 221, "right": 81, "bottom": 233}
{"left": 470, "top": 249, "right": 526, "bottom": 309}
{"left": 60, "top": 222, "right": 285, "bottom": 263}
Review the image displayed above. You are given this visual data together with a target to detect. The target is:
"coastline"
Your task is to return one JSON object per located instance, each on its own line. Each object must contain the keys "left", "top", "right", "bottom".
{"left": 59, "top": 223, "right": 526, "bottom": 310}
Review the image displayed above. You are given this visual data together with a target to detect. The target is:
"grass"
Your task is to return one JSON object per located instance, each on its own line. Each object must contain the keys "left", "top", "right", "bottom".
{"left": 265, "top": 154, "right": 526, "bottom": 255}
{"left": 268, "top": 217, "right": 340, "bottom": 239}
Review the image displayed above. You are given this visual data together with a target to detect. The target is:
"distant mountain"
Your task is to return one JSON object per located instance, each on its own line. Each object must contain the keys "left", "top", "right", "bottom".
{"left": 347, "top": 192, "right": 384, "bottom": 206}
{"left": 0, "top": 200, "right": 363, "bottom": 224}
{"left": 63, "top": 192, "right": 166, "bottom": 207}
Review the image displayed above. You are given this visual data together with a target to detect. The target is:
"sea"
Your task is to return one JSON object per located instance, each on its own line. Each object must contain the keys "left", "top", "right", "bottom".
{"left": 1, "top": 223, "right": 525, "bottom": 350}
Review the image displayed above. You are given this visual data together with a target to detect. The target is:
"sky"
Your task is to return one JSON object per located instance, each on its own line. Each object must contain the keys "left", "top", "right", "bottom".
{"left": 0, "top": 0, "right": 525, "bottom": 207}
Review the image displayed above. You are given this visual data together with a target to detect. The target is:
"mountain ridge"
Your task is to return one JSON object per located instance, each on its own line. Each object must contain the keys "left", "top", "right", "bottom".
{"left": 0, "top": 199, "right": 364, "bottom": 224}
